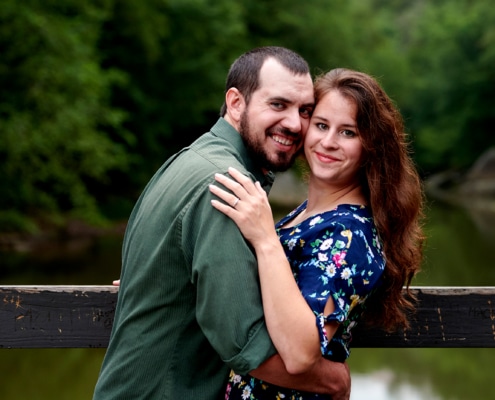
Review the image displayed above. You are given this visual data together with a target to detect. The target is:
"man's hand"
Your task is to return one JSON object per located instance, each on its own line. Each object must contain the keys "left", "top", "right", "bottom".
{"left": 331, "top": 361, "right": 351, "bottom": 400}
{"left": 250, "top": 355, "right": 351, "bottom": 399}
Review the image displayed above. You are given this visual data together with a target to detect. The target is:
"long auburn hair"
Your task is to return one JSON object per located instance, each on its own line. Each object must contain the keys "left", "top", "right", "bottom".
{"left": 314, "top": 68, "right": 425, "bottom": 331}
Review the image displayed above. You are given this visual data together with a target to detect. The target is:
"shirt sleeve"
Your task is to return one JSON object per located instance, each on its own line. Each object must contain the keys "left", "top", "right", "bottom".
{"left": 298, "top": 214, "right": 385, "bottom": 356}
{"left": 181, "top": 177, "right": 277, "bottom": 375}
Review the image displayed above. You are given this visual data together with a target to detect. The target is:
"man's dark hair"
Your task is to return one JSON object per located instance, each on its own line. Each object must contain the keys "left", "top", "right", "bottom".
{"left": 220, "top": 46, "right": 310, "bottom": 116}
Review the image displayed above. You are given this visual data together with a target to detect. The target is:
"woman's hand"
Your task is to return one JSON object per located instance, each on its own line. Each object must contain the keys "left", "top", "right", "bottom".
{"left": 209, "top": 167, "right": 279, "bottom": 247}
{"left": 211, "top": 168, "right": 329, "bottom": 373}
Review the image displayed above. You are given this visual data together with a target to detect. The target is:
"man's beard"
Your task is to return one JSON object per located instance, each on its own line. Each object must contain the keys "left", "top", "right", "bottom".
{"left": 239, "top": 111, "right": 298, "bottom": 172}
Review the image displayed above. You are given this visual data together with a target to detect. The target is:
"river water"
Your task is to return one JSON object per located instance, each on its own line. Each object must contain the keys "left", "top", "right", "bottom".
{"left": 1, "top": 197, "right": 495, "bottom": 400}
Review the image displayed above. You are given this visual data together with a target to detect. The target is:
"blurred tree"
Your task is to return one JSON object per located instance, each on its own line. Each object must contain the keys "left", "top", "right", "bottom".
{"left": 0, "top": 0, "right": 129, "bottom": 230}
{"left": 2, "top": 0, "right": 494, "bottom": 232}
{"left": 98, "top": 0, "right": 399, "bottom": 186}
{"left": 97, "top": 0, "right": 249, "bottom": 190}
{"left": 402, "top": 0, "right": 495, "bottom": 173}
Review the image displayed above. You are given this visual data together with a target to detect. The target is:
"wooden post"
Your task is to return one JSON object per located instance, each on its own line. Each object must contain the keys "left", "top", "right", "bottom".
{"left": 351, "top": 287, "right": 495, "bottom": 347}
{"left": 0, "top": 286, "right": 118, "bottom": 348}
{"left": 1, "top": 286, "right": 495, "bottom": 348}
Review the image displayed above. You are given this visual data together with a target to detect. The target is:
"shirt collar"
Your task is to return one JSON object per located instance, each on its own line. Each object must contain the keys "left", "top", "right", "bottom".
{"left": 210, "top": 118, "right": 275, "bottom": 192}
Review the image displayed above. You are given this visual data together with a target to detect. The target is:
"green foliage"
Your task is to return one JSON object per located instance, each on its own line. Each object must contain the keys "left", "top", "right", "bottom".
{"left": 0, "top": 210, "right": 39, "bottom": 234}
{"left": 0, "top": 0, "right": 129, "bottom": 225}
{"left": 1, "top": 0, "right": 494, "bottom": 231}
{"left": 398, "top": 0, "right": 495, "bottom": 172}
{"left": 98, "top": 0, "right": 249, "bottom": 182}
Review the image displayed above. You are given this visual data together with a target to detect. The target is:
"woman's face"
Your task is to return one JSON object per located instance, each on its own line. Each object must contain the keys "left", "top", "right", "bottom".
{"left": 304, "top": 90, "right": 364, "bottom": 188}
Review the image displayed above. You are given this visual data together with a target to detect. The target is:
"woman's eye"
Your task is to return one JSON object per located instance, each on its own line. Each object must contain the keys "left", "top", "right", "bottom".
{"left": 342, "top": 129, "right": 356, "bottom": 137}
{"left": 316, "top": 122, "right": 328, "bottom": 130}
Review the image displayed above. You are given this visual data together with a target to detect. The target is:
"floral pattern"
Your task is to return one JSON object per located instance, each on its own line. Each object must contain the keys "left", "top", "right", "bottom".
{"left": 225, "top": 370, "right": 330, "bottom": 400}
{"left": 225, "top": 202, "right": 385, "bottom": 400}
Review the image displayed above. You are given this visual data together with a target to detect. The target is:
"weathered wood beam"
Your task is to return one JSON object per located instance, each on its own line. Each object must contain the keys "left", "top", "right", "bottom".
{"left": 351, "top": 287, "right": 495, "bottom": 348}
{"left": 1, "top": 286, "right": 494, "bottom": 349}
{"left": 0, "top": 286, "right": 118, "bottom": 349}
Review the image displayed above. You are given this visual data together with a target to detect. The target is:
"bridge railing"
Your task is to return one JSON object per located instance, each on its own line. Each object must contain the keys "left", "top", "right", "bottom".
{"left": 1, "top": 286, "right": 494, "bottom": 348}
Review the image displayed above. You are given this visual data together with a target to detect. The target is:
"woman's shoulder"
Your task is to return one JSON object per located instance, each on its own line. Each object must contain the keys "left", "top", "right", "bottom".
{"left": 314, "top": 204, "right": 373, "bottom": 228}
{"left": 333, "top": 203, "right": 371, "bottom": 216}
{"left": 275, "top": 200, "right": 308, "bottom": 228}
{"left": 276, "top": 203, "right": 374, "bottom": 235}
{"left": 308, "top": 205, "right": 380, "bottom": 250}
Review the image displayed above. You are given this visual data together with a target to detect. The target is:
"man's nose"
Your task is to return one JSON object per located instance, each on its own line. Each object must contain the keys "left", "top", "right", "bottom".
{"left": 281, "top": 108, "right": 303, "bottom": 134}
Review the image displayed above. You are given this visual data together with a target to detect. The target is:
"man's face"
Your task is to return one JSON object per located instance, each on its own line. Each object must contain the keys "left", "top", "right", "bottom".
{"left": 239, "top": 59, "right": 314, "bottom": 172}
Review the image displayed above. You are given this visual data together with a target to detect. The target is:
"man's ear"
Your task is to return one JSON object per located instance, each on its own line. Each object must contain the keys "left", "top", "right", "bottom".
{"left": 224, "top": 87, "right": 245, "bottom": 124}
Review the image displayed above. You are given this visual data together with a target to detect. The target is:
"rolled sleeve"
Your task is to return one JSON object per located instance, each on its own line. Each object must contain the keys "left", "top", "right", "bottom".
{"left": 182, "top": 179, "right": 276, "bottom": 374}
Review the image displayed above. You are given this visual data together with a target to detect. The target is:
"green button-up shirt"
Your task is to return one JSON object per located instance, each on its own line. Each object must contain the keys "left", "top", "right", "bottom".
{"left": 93, "top": 118, "right": 277, "bottom": 400}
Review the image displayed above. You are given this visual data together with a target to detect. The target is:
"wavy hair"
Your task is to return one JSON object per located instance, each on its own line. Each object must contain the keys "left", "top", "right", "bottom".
{"left": 314, "top": 68, "right": 425, "bottom": 331}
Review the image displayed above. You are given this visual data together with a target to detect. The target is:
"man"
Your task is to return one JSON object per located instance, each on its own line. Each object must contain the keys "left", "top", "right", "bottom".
{"left": 93, "top": 46, "right": 350, "bottom": 400}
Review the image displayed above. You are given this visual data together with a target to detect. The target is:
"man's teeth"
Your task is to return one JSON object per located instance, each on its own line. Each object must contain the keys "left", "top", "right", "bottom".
{"left": 273, "top": 136, "right": 293, "bottom": 146}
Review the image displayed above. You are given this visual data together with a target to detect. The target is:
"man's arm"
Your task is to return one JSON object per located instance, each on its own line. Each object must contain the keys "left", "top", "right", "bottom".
{"left": 250, "top": 355, "right": 351, "bottom": 400}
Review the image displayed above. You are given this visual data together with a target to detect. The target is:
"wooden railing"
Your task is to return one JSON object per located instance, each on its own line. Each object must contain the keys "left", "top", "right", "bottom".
{"left": 1, "top": 286, "right": 495, "bottom": 348}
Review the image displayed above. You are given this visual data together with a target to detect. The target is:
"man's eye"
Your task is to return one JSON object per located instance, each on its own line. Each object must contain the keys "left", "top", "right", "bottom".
{"left": 271, "top": 102, "right": 284, "bottom": 109}
{"left": 300, "top": 107, "right": 313, "bottom": 118}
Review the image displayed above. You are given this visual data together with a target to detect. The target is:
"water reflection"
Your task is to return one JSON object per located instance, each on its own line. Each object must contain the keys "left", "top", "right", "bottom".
{"left": 351, "top": 371, "right": 441, "bottom": 400}
{"left": 350, "top": 347, "right": 495, "bottom": 400}
{"left": 1, "top": 199, "right": 494, "bottom": 400}
{"left": 417, "top": 199, "right": 495, "bottom": 286}
{"left": 0, "top": 235, "right": 123, "bottom": 285}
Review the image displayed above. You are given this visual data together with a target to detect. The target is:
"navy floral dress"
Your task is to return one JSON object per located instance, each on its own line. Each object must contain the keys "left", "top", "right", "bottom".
{"left": 225, "top": 202, "right": 386, "bottom": 400}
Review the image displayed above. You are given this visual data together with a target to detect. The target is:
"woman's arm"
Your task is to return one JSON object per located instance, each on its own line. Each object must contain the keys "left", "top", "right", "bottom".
{"left": 210, "top": 167, "right": 338, "bottom": 374}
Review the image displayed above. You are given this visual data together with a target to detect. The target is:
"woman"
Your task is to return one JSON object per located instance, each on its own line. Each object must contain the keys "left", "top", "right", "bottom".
{"left": 209, "top": 68, "right": 425, "bottom": 399}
